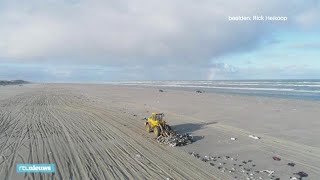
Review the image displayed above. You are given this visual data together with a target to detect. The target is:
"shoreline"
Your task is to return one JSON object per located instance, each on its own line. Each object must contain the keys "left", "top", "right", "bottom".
{"left": 96, "top": 83, "right": 320, "bottom": 101}
{"left": 43, "top": 81, "right": 320, "bottom": 101}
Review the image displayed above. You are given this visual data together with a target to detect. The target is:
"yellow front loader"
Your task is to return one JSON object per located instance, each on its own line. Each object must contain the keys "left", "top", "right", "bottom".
{"left": 144, "top": 113, "right": 172, "bottom": 137}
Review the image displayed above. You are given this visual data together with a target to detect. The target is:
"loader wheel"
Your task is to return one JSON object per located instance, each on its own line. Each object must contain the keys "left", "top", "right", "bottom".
{"left": 145, "top": 124, "right": 152, "bottom": 133}
{"left": 154, "top": 126, "right": 160, "bottom": 137}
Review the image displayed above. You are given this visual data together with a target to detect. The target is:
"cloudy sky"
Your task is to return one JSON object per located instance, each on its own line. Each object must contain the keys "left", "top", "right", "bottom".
{"left": 0, "top": 0, "right": 319, "bottom": 82}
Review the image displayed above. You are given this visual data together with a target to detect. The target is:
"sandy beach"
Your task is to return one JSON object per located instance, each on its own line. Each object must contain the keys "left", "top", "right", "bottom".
{"left": 1, "top": 84, "right": 319, "bottom": 179}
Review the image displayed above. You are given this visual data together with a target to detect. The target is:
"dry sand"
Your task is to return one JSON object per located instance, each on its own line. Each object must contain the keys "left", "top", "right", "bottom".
{"left": 0, "top": 84, "right": 230, "bottom": 180}
{"left": 1, "top": 84, "right": 319, "bottom": 179}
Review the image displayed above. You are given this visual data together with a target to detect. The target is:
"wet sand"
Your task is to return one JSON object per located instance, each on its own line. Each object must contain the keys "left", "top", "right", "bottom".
{"left": 1, "top": 84, "right": 319, "bottom": 179}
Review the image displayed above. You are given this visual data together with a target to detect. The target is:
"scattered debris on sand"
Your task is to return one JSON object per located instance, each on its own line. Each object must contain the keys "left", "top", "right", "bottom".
{"left": 272, "top": 156, "right": 281, "bottom": 161}
{"left": 290, "top": 177, "right": 298, "bottom": 180}
{"left": 230, "top": 137, "right": 237, "bottom": 141}
{"left": 135, "top": 153, "right": 142, "bottom": 159}
{"left": 260, "top": 170, "right": 274, "bottom": 176}
{"left": 248, "top": 135, "right": 261, "bottom": 140}
{"left": 189, "top": 152, "right": 201, "bottom": 158}
{"left": 157, "top": 133, "right": 193, "bottom": 147}
{"left": 196, "top": 90, "right": 204, "bottom": 93}
{"left": 187, "top": 153, "right": 285, "bottom": 179}
{"left": 288, "top": 162, "right": 296, "bottom": 167}
{"left": 159, "top": 89, "right": 164, "bottom": 92}
{"left": 187, "top": 152, "right": 312, "bottom": 179}
{"left": 294, "top": 171, "right": 308, "bottom": 178}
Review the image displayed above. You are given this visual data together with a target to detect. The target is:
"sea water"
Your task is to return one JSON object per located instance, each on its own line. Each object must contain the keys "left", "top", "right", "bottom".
{"left": 107, "top": 80, "right": 320, "bottom": 101}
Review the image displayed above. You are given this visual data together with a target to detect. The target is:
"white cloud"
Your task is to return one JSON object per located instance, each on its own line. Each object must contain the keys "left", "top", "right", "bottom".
{"left": 0, "top": 0, "right": 319, "bottom": 80}
{"left": 0, "top": 0, "right": 317, "bottom": 63}
{"left": 207, "top": 62, "right": 239, "bottom": 80}
{"left": 295, "top": 6, "right": 320, "bottom": 29}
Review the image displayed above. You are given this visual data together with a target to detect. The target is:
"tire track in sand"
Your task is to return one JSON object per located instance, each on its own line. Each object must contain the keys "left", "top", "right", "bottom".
{"left": 0, "top": 87, "right": 232, "bottom": 179}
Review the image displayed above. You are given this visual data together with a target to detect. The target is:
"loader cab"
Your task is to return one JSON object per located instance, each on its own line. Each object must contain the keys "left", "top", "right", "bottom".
{"left": 152, "top": 113, "right": 164, "bottom": 121}
{"left": 148, "top": 113, "right": 165, "bottom": 127}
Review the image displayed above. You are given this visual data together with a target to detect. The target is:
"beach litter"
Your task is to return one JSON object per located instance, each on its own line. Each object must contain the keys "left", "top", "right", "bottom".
{"left": 290, "top": 177, "right": 298, "bottom": 180}
{"left": 135, "top": 154, "right": 143, "bottom": 160}
{"left": 157, "top": 133, "right": 193, "bottom": 147}
{"left": 294, "top": 171, "right": 308, "bottom": 178}
{"left": 159, "top": 89, "right": 164, "bottom": 92}
{"left": 288, "top": 162, "right": 296, "bottom": 167}
{"left": 189, "top": 152, "right": 200, "bottom": 158}
{"left": 249, "top": 135, "right": 261, "bottom": 140}
{"left": 272, "top": 156, "right": 281, "bottom": 161}
{"left": 230, "top": 137, "right": 237, "bottom": 141}
{"left": 186, "top": 153, "right": 284, "bottom": 179}
{"left": 260, "top": 170, "right": 274, "bottom": 176}
{"left": 202, "top": 155, "right": 211, "bottom": 162}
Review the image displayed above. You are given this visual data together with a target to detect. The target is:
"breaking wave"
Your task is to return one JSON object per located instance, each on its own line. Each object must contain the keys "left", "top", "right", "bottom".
{"left": 105, "top": 80, "right": 320, "bottom": 100}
